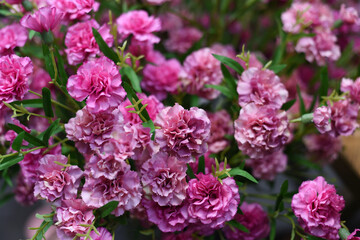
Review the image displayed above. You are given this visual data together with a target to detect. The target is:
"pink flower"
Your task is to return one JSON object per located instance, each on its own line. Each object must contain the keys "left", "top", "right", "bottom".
{"left": 246, "top": 150, "right": 288, "bottom": 181}
{"left": 116, "top": 10, "right": 161, "bottom": 44}
{"left": 80, "top": 227, "right": 112, "bottom": 240}
{"left": 29, "top": 68, "right": 52, "bottom": 94}
{"left": 85, "top": 153, "right": 128, "bottom": 180}
{"left": 165, "top": 27, "right": 202, "bottom": 54}
{"left": 155, "top": 103, "right": 211, "bottom": 163}
{"left": 330, "top": 99, "right": 359, "bottom": 136}
{"left": 82, "top": 168, "right": 142, "bottom": 216}
{"left": 55, "top": 199, "right": 95, "bottom": 239}
{"left": 339, "top": 4, "right": 359, "bottom": 25}
{"left": 142, "top": 59, "right": 182, "bottom": 100}
{"left": 180, "top": 48, "right": 223, "bottom": 99}
{"left": 237, "top": 67, "right": 288, "bottom": 108}
{"left": 67, "top": 56, "right": 126, "bottom": 113}
{"left": 14, "top": 173, "right": 37, "bottom": 206}
{"left": 304, "top": 133, "right": 342, "bottom": 164}
{"left": 20, "top": 6, "right": 64, "bottom": 32}
{"left": 47, "top": 0, "right": 99, "bottom": 21}
{"left": 292, "top": 176, "right": 345, "bottom": 240}
{"left": 281, "top": 3, "right": 317, "bottom": 34}
{"left": 313, "top": 106, "right": 332, "bottom": 133}
{"left": 234, "top": 103, "right": 291, "bottom": 158}
{"left": 0, "top": 54, "right": 33, "bottom": 109}
{"left": 0, "top": 24, "right": 27, "bottom": 56}
{"left": 187, "top": 173, "right": 240, "bottom": 229}
{"left": 348, "top": 229, "right": 360, "bottom": 240}
{"left": 341, "top": 78, "right": 360, "bottom": 104}
{"left": 141, "top": 152, "right": 188, "bottom": 206}
{"left": 65, "top": 20, "right": 113, "bottom": 66}
{"left": 223, "top": 202, "right": 270, "bottom": 240}
{"left": 207, "top": 110, "right": 234, "bottom": 153}
{"left": 143, "top": 199, "right": 189, "bottom": 232}
{"left": 145, "top": 0, "right": 170, "bottom": 5}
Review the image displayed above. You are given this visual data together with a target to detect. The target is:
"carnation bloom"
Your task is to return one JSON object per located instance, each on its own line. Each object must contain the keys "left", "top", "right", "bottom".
{"left": 142, "top": 59, "right": 182, "bottom": 100}
{"left": 14, "top": 173, "right": 37, "bottom": 206}
{"left": 143, "top": 199, "right": 189, "bottom": 233}
{"left": 292, "top": 176, "right": 345, "bottom": 240}
{"left": 281, "top": 3, "right": 316, "bottom": 34}
{"left": 67, "top": 56, "right": 126, "bottom": 113}
{"left": 339, "top": 4, "right": 359, "bottom": 25}
{"left": 237, "top": 67, "right": 288, "bottom": 108}
{"left": 165, "top": 27, "right": 202, "bottom": 54}
{"left": 234, "top": 103, "right": 291, "bottom": 158}
{"left": 313, "top": 106, "right": 332, "bottom": 133}
{"left": 0, "top": 54, "right": 33, "bottom": 109}
{"left": 65, "top": 20, "right": 113, "bottom": 66}
{"left": 141, "top": 152, "right": 188, "bottom": 206}
{"left": 207, "top": 110, "right": 234, "bottom": 153}
{"left": 116, "top": 10, "right": 161, "bottom": 44}
{"left": 85, "top": 153, "right": 128, "bottom": 180}
{"left": 348, "top": 229, "right": 360, "bottom": 240}
{"left": 223, "top": 202, "right": 270, "bottom": 240}
{"left": 180, "top": 48, "right": 223, "bottom": 99}
{"left": 304, "top": 133, "right": 342, "bottom": 164}
{"left": 341, "top": 78, "right": 360, "bottom": 104}
{"left": 0, "top": 24, "right": 27, "bottom": 56}
{"left": 330, "top": 99, "right": 359, "bottom": 136}
{"left": 246, "top": 150, "right": 288, "bottom": 181}
{"left": 187, "top": 173, "right": 240, "bottom": 229}
{"left": 20, "top": 6, "right": 64, "bottom": 32}
{"left": 47, "top": 0, "right": 99, "bottom": 21}
{"left": 155, "top": 103, "right": 211, "bottom": 163}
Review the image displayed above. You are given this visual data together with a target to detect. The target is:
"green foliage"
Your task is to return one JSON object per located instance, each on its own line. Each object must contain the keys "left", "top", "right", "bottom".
{"left": 198, "top": 156, "right": 205, "bottom": 174}
{"left": 227, "top": 220, "right": 249, "bottom": 233}
{"left": 186, "top": 163, "right": 196, "bottom": 179}
{"left": 212, "top": 54, "right": 244, "bottom": 75}
{"left": 42, "top": 87, "right": 54, "bottom": 118}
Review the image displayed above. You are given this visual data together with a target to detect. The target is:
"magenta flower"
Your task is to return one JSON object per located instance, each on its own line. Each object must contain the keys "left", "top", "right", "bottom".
{"left": 187, "top": 173, "right": 240, "bottom": 229}
{"left": 348, "top": 229, "right": 360, "bottom": 240}
{"left": 313, "top": 106, "right": 332, "bottom": 134}
{"left": 207, "top": 110, "right": 234, "bottom": 153}
{"left": 155, "top": 103, "right": 211, "bottom": 162}
{"left": 116, "top": 10, "right": 161, "bottom": 44}
{"left": 339, "top": 4, "right": 359, "bottom": 25}
{"left": 330, "top": 99, "right": 359, "bottom": 136}
{"left": 141, "top": 152, "right": 188, "bottom": 206}
{"left": 67, "top": 57, "right": 126, "bottom": 113}
{"left": 341, "top": 78, "right": 360, "bottom": 104}
{"left": 304, "top": 133, "right": 342, "bottom": 164}
{"left": 234, "top": 103, "right": 291, "bottom": 158}
{"left": 165, "top": 27, "right": 202, "bottom": 54}
{"left": 0, "top": 24, "right": 28, "bottom": 56}
{"left": 292, "top": 176, "right": 345, "bottom": 240}
{"left": 237, "top": 67, "right": 288, "bottom": 108}
{"left": 20, "top": 6, "right": 64, "bottom": 32}
{"left": 223, "top": 202, "right": 270, "bottom": 240}
{"left": 0, "top": 54, "right": 33, "bottom": 109}
{"left": 65, "top": 20, "right": 113, "bottom": 66}
{"left": 143, "top": 199, "right": 189, "bottom": 233}
{"left": 14, "top": 173, "right": 37, "bottom": 206}
{"left": 47, "top": 0, "right": 99, "bottom": 21}
{"left": 180, "top": 48, "right": 223, "bottom": 99}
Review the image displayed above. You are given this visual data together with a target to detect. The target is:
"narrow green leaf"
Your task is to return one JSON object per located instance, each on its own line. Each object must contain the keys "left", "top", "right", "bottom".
{"left": 42, "top": 87, "right": 54, "bottom": 118}
{"left": 97, "top": 201, "right": 119, "bottom": 218}
{"left": 205, "top": 84, "right": 233, "bottom": 99}
{"left": 339, "top": 228, "right": 351, "bottom": 240}
{"left": 0, "top": 9, "right": 13, "bottom": 16}
{"left": 275, "top": 180, "right": 288, "bottom": 211}
{"left": 228, "top": 168, "right": 258, "bottom": 183}
{"left": 92, "top": 27, "right": 119, "bottom": 63}
{"left": 32, "top": 219, "right": 53, "bottom": 240}
{"left": 227, "top": 220, "right": 249, "bottom": 233}
{"left": 11, "top": 99, "right": 43, "bottom": 108}
{"left": 0, "top": 155, "right": 24, "bottom": 171}
{"left": 122, "top": 81, "right": 151, "bottom": 121}
{"left": 140, "top": 229, "right": 154, "bottom": 236}
{"left": 8, "top": 124, "right": 46, "bottom": 147}
{"left": 270, "top": 219, "right": 276, "bottom": 240}
{"left": 42, "top": 44, "right": 55, "bottom": 79}
{"left": 269, "top": 64, "right": 287, "bottom": 74}
{"left": 53, "top": 45, "right": 68, "bottom": 86}
{"left": 42, "top": 119, "right": 61, "bottom": 145}
{"left": 333, "top": 19, "right": 343, "bottom": 29}
{"left": 296, "top": 85, "right": 306, "bottom": 115}
{"left": 12, "top": 131, "right": 25, "bottom": 151}
{"left": 273, "top": 19, "right": 286, "bottom": 65}
{"left": 120, "top": 66, "right": 142, "bottom": 93}
{"left": 29, "top": 30, "right": 36, "bottom": 40}
{"left": 221, "top": 64, "right": 237, "bottom": 96}
{"left": 142, "top": 120, "right": 156, "bottom": 139}
{"left": 198, "top": 156, "right": 205, "bottom": 174}
{"left": 281, "top": 99, "right": 296, "bottom": 111}
{"left": 212, "top": 54, "right": 244, "bottom": 75}
{"left": 290, "top": 227, "right": 296, "bottom": 240}
{"left": 186, "top": 164, "right": 196, "bottom": 179}
{"left": 319, "top": 67, "right": 329, "bottom": 98}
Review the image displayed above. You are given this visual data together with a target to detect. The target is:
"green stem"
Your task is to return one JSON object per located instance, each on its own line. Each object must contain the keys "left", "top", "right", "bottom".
{"left": 29, "top": 90, "right": 76, "bottom": 113}
{"left": 30, "top": 221, "right": 50, "bottom": 240}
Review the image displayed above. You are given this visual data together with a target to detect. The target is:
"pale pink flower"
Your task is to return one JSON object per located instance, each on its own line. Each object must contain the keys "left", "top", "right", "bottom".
{"left": 339, "top": 4, "right": 359, "bottom": 25}
{"left": 155, "top": 103, "right": 211, "bottom": 163}
{"left": 330, "top": 99, "right": 359, "bottom": 136}
{"left": 207, "top": 110, "right": 234, "bottom": 153}
{"left": 313, "top": 106, "right": 332, "bottom": 133}
{"left": 85, "top": 153, "right": 128, "bottom": 180}
{"left": 234, "top": 103, "right": 291, "bottom": 158}
{"left": 65, "top": 20, "right": 113, "bottom": 66}
{"left": 47, "top": 0, "right": 99, "bottom": 21}
{"left": 341, "top": 78, "right": 360, "bottom": 104}
{"left": 281, "top": 3, "right": 317, "bottom": 34}
{"left": 304, "top": 133, "right": 342, "bottom": 164}
{"left": 165, "top": 27, "right": 202, "bottom": 54}
{"left": 145, "top": 0, "right": 170, "bottom": 5}
{"left": 116, "top": 10, "right": 161, "bottom": 44}
{"left": 20, "top": 6, "right": 64, "bottom": 32}
{"left": 0, "top": 24, "right": 27, "bottom": 56}
{"left": 292, "top": 176, "right": 345, "bottom": 240}
{"left": 67, "top": 57, "right": 126, "bottom": 113}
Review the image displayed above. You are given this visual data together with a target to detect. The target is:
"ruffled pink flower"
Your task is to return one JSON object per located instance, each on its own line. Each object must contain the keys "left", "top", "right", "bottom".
{"left": 348, "top": 229, "right": 360, "bottom": 240}
{"left": 304, "top": 133, "right": 342, "bottom": 164}
{"left": 67, "top": 56, "right": 126, "bottom": 113}
{"left": 143, "top": 199, "right": 189, "bottom": 233}
{"left": 341, "top": 78, "right": 360, "bottom": 104}
{"left": 234, "top": 103, "right": 291, "bottom": 158}
{"left": 187, "top": 173, "right": 240, "bottom": 229}
{"left": 141, "top": 152, "right": 188, "bottom": 206}
{"left": 116, "top": 10, "right": 161, "bottom": 44}
{"left": 82, "top": 168, "right": 142, "bottom": 216}
{"left": 237, "top": 67, "right": 288, "bottom": 108}
{"left": 180, "top": 48, "right": 223, "bottom": 99}
{"left": 339, "top": 4, "right": 359, "bottom": 25}
{"left": 223, "top": 202, "right": 270, "bottom": 240}
{"left": 313, "top": 106, "right": 332, "bottom": 133}
{"left": 85, "top": 153, "right": 129, "bottom": 180}
{"left": 20, "top": 6, "right": 64, "bottom": 32}
{"left": 0, "top": 24, "right": 27, "bottom": 56}
{"left": 14, "top": 173, "right": 37, "bottom": 206}
{"left": 0, "top": 54, "right": 33, "bottom": 109}
{"left": 281, "top": 3, "right": 318, "bottom": 34}
{"left": 55, "top": 199, "right": 95, "bottom": 239}
{"left": 47, "top": 0, "right": 99, "bottom": 21}
{"left": 207, "top": 110, "right": 234, "bottom": 153}
{"left": 29, "top": 68, "right": 52, "bottom": 94}
{"left": 142, "top": 59, "right": 182, "bottom": 100}
{"left": 102, "top": 129, "right": 137, "bottom": 161}
{"left": 65, "top": 20, "right": 113, "bottom": 66}
{"left": 80, "top": 227, "right": 112, "bottom": 240}
{"left": 165, "top": 27, "right": 202, "bottom": 54}
{"left": 155, "top": 103, "right": 211, "bottom": 163}
{"left": 292, "top": 176, "right": 345, "bottom": 240}
{"left": 330, "top": 99, "right": 359, "bottom": 136}
{"left": 34, "top": 154, "right": 83, "bottom": 202}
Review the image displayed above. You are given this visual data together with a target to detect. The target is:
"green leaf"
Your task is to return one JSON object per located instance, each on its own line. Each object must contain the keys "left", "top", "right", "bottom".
{"left": 8, "top": 124, "right": 46, "bottom": 147}
{"left": 42, "top": 119, "right": 61, "bottom": 145}
{"left": 140, "top": 229, "right": 154, "bottom": 236}
{"left": 92, "top": 27, "right": 119, "bottom": 63}
{"left": 269, "top": 64, "right": 287, "bottom": 74}
{"left": 0, "top": 9, "right": 13, "bottom": 16}
{"left": 333, "top": 19, "right": 343, "bottom": 29}
{"left": 186, "top": 164, "right": 196, "bottom": 179}
{"left": 296, "top": 85, "right": 306, "bottom": 115}
{"left": 120, "top": 66, "right": 142, "bottom": 93}
{"left": 97, "top": 201, "right": 119, "bottom": 218}
{"left": 53, "top": 45, "right": 68, "bottom": 86}
{"left": 275, "top": 180, "right": 288, "bottom": 211}
{"left": 122, "top": 81, "right": 151, "bottom": 121}
{"left": 221, "top": 64, "right": 237, "bottom": 97}
{"left": 31, "top": 219, "right": 53, "bottom": 240}
{"left": 281, "top": 99, "right": 296, "bottom": 111}
{"left": 142, "top": 120, "right": 156, "bottom": 139}
{"left": 42, "top": 87, "right": 54, "bottom": 118}
{"left": 0, "top": 155, "right": 24, "bottom": 171}
{"left": 205, "top": 84, "right": 233, "bottom": 99}
{"left": 339, "top": 228, "right": 351, "bottom": 240}
{"left": 12, "top": 131, "right": 25, "bottom": 151}
{"left": 270, "top": 219, "right": 276, "bottom": 240}
{"left": 212, "top": 54, "right": 244, "bottom": 75}
{"left": 11, "top": 99, "right": 43, "bottom": 108}
{"left": 307, "top": 236, "right": 327, "bottom": 240}
{"left": 227, "top": 220, "right": 249, "bottom": 233}
{"left": 228, "top": 168, "right": 258, "bottom": 183}
{"left": 319, "top": 67, "right": 329, "bottom": 98}
{"left": 42, "top": 44, "right": 55, "bottom": 79}
{"left": 198, "top": 156, "right": 205, "bottom": 174}
{"left": 273, "top": 19, "right": 286, "bottom": 65}
{"left": 29, "top": 30, "right": 36, "bottom": 40}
